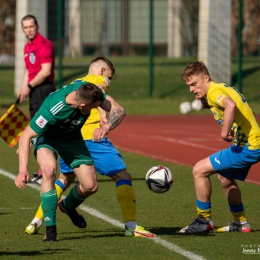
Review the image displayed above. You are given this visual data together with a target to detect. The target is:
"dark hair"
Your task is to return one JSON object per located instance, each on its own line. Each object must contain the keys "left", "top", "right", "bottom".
{"left": 76, "top": 83, "right": 104, "bottom": 104}
{"left": 21, "top": 15, "right": 38, "bottom": 26}
{"left": 90, "top": 56, "right": 115, "bottom": 75}
{"left": 181, "top": 61, "right": 210, "bottom": 82}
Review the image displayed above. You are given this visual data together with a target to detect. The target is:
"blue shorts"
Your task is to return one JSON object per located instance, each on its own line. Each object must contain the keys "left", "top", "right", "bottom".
{"left": 59, "top": 137, "right": 126, "bottom": 176}
{"left": 210, "top": 145, "right": 260, "bottom": 181}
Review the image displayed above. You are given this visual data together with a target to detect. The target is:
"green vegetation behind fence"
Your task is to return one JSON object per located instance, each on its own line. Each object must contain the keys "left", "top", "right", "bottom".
{"left": 1, "top": 56, "right": 260, "bottom": 115}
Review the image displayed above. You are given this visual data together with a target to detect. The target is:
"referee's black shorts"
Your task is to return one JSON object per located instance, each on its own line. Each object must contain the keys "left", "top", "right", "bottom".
{"left": 29, "top": 82, "right": 56, "bottom": 118}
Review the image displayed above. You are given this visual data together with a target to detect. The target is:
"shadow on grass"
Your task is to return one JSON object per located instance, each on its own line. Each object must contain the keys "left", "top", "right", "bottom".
{"left": 0, "top": 248, "right": 69, "bottom": 256}
{"left": 149, "top": 227, "right": 216, "bottom": 237}
{"left": 59, "top": 228, "right": 124, "bottom": 241}
{"left": 73, "top": 177, "right": 146, "bottom": 184}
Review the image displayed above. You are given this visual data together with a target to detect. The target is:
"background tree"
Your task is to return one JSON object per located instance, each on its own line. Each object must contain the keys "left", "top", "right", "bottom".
{"left": 0, "top": 0, "right": 15, "bottom": 55}
{"left": 232, "top": 0, "right": 260, "bottom": 56}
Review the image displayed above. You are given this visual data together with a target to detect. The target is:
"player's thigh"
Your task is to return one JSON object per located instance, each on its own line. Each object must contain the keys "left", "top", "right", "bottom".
{"left": 86, "top": 137, "right": 126, "bottom": 176}
{"left": 36, "top": 147, "right": 57, "bottom": 170}
{"left": 193, "top": 157, "right": 215, "bottom": 177}
{"left": 73, "top": 164, "right": 97, "bottom": 190}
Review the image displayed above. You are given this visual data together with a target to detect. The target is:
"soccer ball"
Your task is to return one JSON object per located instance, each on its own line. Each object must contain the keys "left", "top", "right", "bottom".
{"left": 179, "top": 101, "right": 191, "bottom": 114}
{"left": 145, "top": 165, "right": 173, "bottom": 193}
{"left": 191, "top": 99, "right": 202, "bottom": 111}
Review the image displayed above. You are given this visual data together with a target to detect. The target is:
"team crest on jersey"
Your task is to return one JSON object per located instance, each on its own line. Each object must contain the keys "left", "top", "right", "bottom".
{"left": 217, "top": 95, "right": 223, "bottom": 103}
{"left": 36, "top": 115, "right": 48, "bottom": 128}
{"left": 29, "top": 52, "right": 36, "bottom": 64}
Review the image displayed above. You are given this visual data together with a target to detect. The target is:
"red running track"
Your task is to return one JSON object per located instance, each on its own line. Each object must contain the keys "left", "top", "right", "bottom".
{"left": 107, "top": 115, "right": 260, "bottom": 185}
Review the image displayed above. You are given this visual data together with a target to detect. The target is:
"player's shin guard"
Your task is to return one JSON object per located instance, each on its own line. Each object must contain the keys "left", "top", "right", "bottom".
{"left": 196, "top": 199, "right": 211, "bottom": 220}
{"left": 35, "top": 180, "right": 66, "bottom": 222}
{"left": 116, "top": 180, "right": 136, "bottom": 222}
{"left": 41, "top": 188, "right": 58, "bottom": 226}
{"left": 63, "top": 184, "right": 86, "bottom": 209}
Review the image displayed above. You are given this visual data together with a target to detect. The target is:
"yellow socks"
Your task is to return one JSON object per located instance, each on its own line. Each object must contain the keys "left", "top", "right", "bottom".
{"left": 116, "top": 180, "right": 136, "bottom": 222}
{"left": 196, "top": 199, "right": 211, "bottom": 220}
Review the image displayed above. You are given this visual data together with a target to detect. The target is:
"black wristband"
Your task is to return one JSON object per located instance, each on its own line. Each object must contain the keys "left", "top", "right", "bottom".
{"left": 28, "top": 83, "right": 33, "bottom": 90}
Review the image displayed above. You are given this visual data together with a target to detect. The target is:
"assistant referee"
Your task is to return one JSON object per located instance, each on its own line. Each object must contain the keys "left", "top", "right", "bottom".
{"left": 17, "top": 14, "right": 56, "bottom": 119}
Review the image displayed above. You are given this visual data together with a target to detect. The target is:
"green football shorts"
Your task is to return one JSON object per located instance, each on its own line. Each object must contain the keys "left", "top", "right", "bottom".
{"left": 34, "top": 135, "right": 93, "bottom": 169}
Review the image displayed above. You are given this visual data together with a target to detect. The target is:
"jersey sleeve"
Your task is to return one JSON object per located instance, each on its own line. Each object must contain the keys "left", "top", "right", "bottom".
{"left": 39, "top": 41, "right": 54, "bottom": 64}
{"left": 207, "top": 89, "right": 229, "bottom": 109}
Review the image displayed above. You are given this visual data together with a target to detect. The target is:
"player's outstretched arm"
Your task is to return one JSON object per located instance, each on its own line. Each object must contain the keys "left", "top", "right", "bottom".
{"left": 15, "top": 126, "right": 38, "bottom": 188}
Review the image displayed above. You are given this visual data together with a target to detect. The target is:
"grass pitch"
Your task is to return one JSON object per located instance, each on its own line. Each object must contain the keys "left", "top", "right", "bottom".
{"left": 0, "top": 139, "right": 260, "bottom": 260}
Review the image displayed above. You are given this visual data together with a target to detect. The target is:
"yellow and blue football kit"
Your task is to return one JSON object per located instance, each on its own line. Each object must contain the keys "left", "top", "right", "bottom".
{"left": 207, "top": 81, "right": 260, "bottom": 181}
{"left": 201, "top": 81, "right": 260, "bottom": 226}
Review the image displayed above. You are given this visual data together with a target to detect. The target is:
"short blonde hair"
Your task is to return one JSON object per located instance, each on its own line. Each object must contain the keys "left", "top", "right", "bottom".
{"left": 181, "top": 61, "right": 210, "bottom": 82}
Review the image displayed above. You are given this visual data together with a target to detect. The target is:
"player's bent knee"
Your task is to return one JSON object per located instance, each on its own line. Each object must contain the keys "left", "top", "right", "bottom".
{"left": 42, "top": 166, "right": 56, "bottom": 180}
{"left": 79, "top": 182, "right": 98, "bottom": 196}
{"left": 192, "top": 165, "right": 206, "bottom": 180}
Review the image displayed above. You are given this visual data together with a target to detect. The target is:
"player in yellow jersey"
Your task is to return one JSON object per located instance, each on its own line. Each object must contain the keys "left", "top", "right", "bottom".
{"left": 179, "top": 60, "right": 260, "bottom": 233}
{"left": 25, "top": 57, "right": 155, "bottom": 238}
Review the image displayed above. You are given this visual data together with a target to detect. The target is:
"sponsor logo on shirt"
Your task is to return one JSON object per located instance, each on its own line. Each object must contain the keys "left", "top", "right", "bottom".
{"left": 29, "top": 52, "right": 36, "bottom": 64}
{"left": 36, "top": 115, "right": 48, "bottom": 128}
{"left": 217, "top": 95, "right": 223, "bottom": 103}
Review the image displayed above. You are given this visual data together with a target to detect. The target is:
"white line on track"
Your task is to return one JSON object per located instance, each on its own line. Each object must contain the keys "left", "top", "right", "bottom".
{"left": 112, "top": 145, "right": 193, "bottom": 167}
{"left": 0, "top": 168, "right": 206, "bottom": 260}
{"left": 112, "top": 133, "right": 220, "bottom": 152}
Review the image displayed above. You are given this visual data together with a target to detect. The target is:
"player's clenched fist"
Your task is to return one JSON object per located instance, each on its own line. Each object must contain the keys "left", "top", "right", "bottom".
{"left": 15, "top": 171, "right": 30, "bottom": 188}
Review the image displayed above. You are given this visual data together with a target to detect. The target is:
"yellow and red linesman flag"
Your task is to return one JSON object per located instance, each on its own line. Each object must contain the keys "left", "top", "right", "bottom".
{"left": 0, "top": 102, "right": 29, "bottom": 148}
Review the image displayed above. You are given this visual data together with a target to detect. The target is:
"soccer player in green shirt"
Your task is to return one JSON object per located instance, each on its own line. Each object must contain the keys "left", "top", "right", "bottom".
{"left": 15, "top": 82, "right": 125, "bottom": 241}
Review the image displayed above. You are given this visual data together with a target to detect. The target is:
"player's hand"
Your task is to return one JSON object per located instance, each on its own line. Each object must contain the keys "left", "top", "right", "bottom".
{"left": 92, "top": 127, "right": 109, "bottom": 142}
{"left": 15, "top": 171, "right": 30, "bottom": 188}
{"left": 221, "top": 129, "right": 235, "bottom": 142}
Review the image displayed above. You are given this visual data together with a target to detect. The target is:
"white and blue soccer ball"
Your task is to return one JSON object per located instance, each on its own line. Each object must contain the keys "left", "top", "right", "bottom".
{"left": 145, "top": 165, "right": 173, "bottom": 193}
{"left": 191, "top": 99, "right": 202, "bottom": 111}
{"left": 179, "top": 101, "right": 192, "bottom": 114}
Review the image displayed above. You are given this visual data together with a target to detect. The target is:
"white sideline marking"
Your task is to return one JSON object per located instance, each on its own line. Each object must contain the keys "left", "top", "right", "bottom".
{"left": 0, "top": 168, "right": 206, "bottom": 260}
